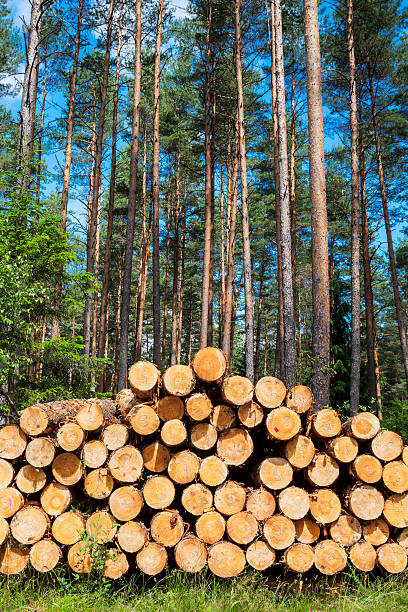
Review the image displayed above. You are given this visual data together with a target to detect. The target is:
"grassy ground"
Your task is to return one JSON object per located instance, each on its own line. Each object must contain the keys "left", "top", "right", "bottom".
{"left": 0, "top": 567, "right": 408, "bottom": 612}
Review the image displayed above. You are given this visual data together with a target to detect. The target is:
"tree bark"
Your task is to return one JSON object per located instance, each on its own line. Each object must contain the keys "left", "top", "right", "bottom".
{"left": 171, "top": 143, "right": 181, "bottom": 365}
{"left": 254, "top": 260, "right": 265, "bottom": 380}
{"left": 36, "top": 50, "right": 47, "bottom": 207}
{"left": 161, "top": 199, "right": 171, "bottom": 370}
{"left": 112, "top": 241, "right": 124, "bottom": 395}
{"left": 176, "top": 201, "right": 185, "bottom": 363}
{"left": 289, "top": 60, "right": 298, "bottom": 364}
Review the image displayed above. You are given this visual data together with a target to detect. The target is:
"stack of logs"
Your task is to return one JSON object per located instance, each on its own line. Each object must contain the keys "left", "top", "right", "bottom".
{"left": 0, "top": 346, "right": 407, "bottom": 578}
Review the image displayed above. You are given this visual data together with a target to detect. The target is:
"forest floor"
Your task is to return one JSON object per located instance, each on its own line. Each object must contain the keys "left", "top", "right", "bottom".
{"left": 0, "top": 568, "right": 407, "bottom": 612}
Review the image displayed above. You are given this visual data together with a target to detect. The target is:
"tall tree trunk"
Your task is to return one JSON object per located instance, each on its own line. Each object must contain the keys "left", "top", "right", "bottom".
{"left": 112, "top": 243, "right": 124, "bottom": 395}
{"left": 264, "top": 308, "right": 269, "bottom": 376}
{"left": 171, "top": 144, "right": 181, "bottom": 365}
{"left": 91, "top": 188, "right": 101, "bottom": 366}
{"left": 117, "top": 0, "right": 142, "bottom": 388}
{"left": 207, "top": 51, "right": 216, "bottom": 347}
{"left": 36, "top": 51, "right": 47, "bottom": 207}
{"left": 254, "top": 260, "right": 265, "bottom": 380}
{"left": 161, "top": 202, "right": 171, "bottom": 370}
{"left": 303, "top": 0, "right": 330, "bottom": 410}
{"left": 235, "top": 0, "right": 255, "bottom": 381}
{"left": 289, "top": 60, "right": 298, "bottom": 364}
{"left": 219, "top": 165, "right": 226, "bottom": 343}
{"left": 177, "top": 200, "right": 186, "bottom": 363}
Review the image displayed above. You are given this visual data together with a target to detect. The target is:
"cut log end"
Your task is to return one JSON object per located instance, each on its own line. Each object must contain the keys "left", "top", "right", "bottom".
{"left": 329, "top": 514, "right": 361, "bottom": 546}
{"left": 217, "top": 428, "right": 254, "bottom": 466}
{"left": 20, "top": 405, "right": 49, "bottom": 436}
{"left": 181, "top": 483, "right": 213, "bottom": 516}
{"left": 210, "top": 405, "right": 236, "bottom": 431}
{"left": 0, "top": 459, "right": 14, "bottom": 491}
{"left": 52, "top": 511, "right": 85, "bottom": 545}
{"left": 307, "top": 453, "right": 339, "bottom": 488}
{"left": 199, "top": 455, "right": 228, "bottom": 487}
{"left": 86, "top": 511, "right": 117, "bottom": 544}
{"left": 143, "top": 475, "right": 175, "bottom": 510}
{"left": 127, "top": 405, "right": 160, "bottom": 436}
{"left": 192, "top": 347, "right": 227, "bottom": 384}
{"left": 294, "top": 518, "right": 320, "bottom": 544}
{"left": 56, "top": 422, "right": 85, "bottom": 452}
{"left": 348, "top": 412, "right": 380, "bottom": 440}
{"left": 117, "top": 521, "right": 148, "bottom": 553}
{"left": 255, "top": 376, "right": 286, "bottom": 409}
{"left": 162, "top": 365, "right": 196, "bottom": 397}
{"left": 246, "top": 540, "right": 275, "bottom": 570}
{"left": 190, "top": 422, "right": 217, "bottom": 451}
{"left": 103, "top": 549, "right": 129, "bottom": 580}
{"left": 108, "top": 446, "right": 143, "bottom": 483}
{"left": 109, "top": 486, "right": 143, "bottom": 522}
{"left": 362, "top": 518, "right": 390, "bottom": 546}
{"left": 185, "top": 393, "right": 213, "bottom": 422}
{"left": 371, "top": 430, "right": 403, "bottom": 462}
{"left": 195, "top": 511, "right": 225, "bottom": 544}
{"left": 238, "top": 401, "right": 264, "bottom": 428}
{"left": 0, "top": 545, "right": 29, "bottom": 575}
{"left": 82, "top": 440, "right": 108, "bottom": 469}
{"left": 347, "top": 485, "right": 384, "bottom": 521}
{"left": 68, "top": 540, "right": 92, "bottom": 574}
{"left": 266, "top": 407, "right": 301, "bottom": 441}
{"left": 174, "top": 536, "right": 207, "bottom": 573}
{"left": 0, "top": 487, "right": 24, "bottom": 518}
{"left": 214, "top": 481, "right": 246, "bottom": 516}
{"left": 76, "top": 401, "right": 104, "bottom": 432}
{"left": 283, "top": 543, "right": 314, "bottom": 573}
{"left": 52, "top": 452, "right": 83, "bottom": 486}
{"left": 263, "top": 514, "right": 295, "bottom": 550}
{"left": 382, "top": 460, "right": 408, "bottom": 493}
{"left": 25, "top": 437, "right": 55, "bottom": 468}
{"left": 222, "top": 375, "right": 254, "bottom": 406}
{"left": 257, "top": 457, "right": 293, "bottom": 490}
{"left": 40, "top": 481, "right": 72, "bottom": 516}
{"left": 312, "top": 409, "right": 341, "bottom": 439}
{"left": 349, "top": 540, "right": 376, "bottom": 571}
{"left": 285, "top": 435, "right": 315, "bottom": 469}
{"left": 102, "top": 423, "right": 129, "bottom": 451}
{"left": 84, "top": 468, "right": 114, "bottom": 499}
{"left": 309, "top": 489, "right": 341, "bottom": 524}
{"left": 30, "top": 539, "right": 62, "bottom": 573}
{"left": 0, "top": 517, "right": 9, "bottom": 545}
{"left": 208, "top": 541, "right": 246, "bottom": 577}
{"left": 383, "top": 492, "right": 408, "bottom": 527}
{"left": 0, "top": 426, "right": 26, "bottom": 460}
{"left": 278, "top": 486, "right": 310, "bottom": 520}
{"left": 142, "top": 441, "right": 171, "bottom": 473}
{"left": 167, "top": 450, "right": 200, "bottom": 484}
{"left": 285, "top": 385, "right": 313, "bottom": 414}
{"left": 377, "top": 543, "right": 408, "bottom": 574}
{"left": 314, "top": 540, "right": 347, "bottom": 575}
{"left": 128, "top": 361, "right": 160, "bottom": 399}
{"left": 157, "top": 396, "right": 185, "bottom": 422}
{"left": 351, "top": 454, "right": 382, "bottom": 484}
{"left": 246, "top": 488, "right": 276, "bottom": 521}
{"left": 150, "top": 510, "right": 184, "bottom": 547}
{"left": 136, "top": 542, "right": 167, "bottom": 575}
{"left": 11, "top": 506, "right": 49, "bottom": 545}
{"left": 226, "top": 511, "right": 258, "bottom": 545}
{"left": 327, "top": 436, "right": 358, "bottom": 463}
{"left": 160, "top": 419, "right": 187, "bottom": 447}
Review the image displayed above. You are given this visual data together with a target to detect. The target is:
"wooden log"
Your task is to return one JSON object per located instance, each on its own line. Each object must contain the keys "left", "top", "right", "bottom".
{"left": 11, "top": 506, "right": 49, "bottom": 544}
{"left": 157, "top": 396, "right": 185, "bottom": 422}
{"left": 150, "top": 510, "right": 184, "bottom": 547}
{"left": 285, "top": 435, "right": 315, "bottom": 469}
{"left": 0, "top": 426, "right": 27, "bottom": 460}
{"left": 398, "top": 527, "right": 408, "bottom": 553}
{"left": 362, "top": 518, "right": 390, "bottom": 546}
{"left": 0, "top": 487, "right": 24, "bottom": 518}
{"left": 246, "top": 488, "right": 276, "bottom": 521}
{"left": 210, "top": 405, "right": 236, "bottom": 431}
{"left": 0, "top": 545, "right": 29, "bottom": 575}
{"left": 237, "top": 401, "right": 264, "bottom": 428}
{"left": 162, "top": 365, "right": 196, "bottom": 397}
{"left": 311, "top": 409, "right": 341, "bottom": 439}
{"left": 222, "top": 375, "right": 254, "bottom": 406}
{"left": 190, "top": 423, "right": 217, "bottom": 451}
{"left": 108, "top": 486, "right": 143, "bottom": 521}
{"left": 263, "top": 514, "right": 296, "bottom": 550}
{"left": 329, "top": 514, "right": 361, "bottom": 546}
{"left": 350, "top": 454, "right": 382, "bottom": 484}
{"left": 226, "top": 511, "right": 258, "bottom": 545}
{"left": 160, "top": 419, "right": 187, "bottom": 447}
{"left": 294, "top": 518, "right": 320, "bottom": 544}
{"left": 136, "top": 542, "right": 167, "bottom": 575}
{"left": 142, "top": 441, "right": 171, "bottom": 473}
{"left": 349, "top": 540, "right": 376, "bottom": 572}
{"left": 195, "top": 510, "right": 226, "bottom": 544}
{"left": 285, "top": 385, "right": 313, "bottom": 414}
{"left": 108, "top": 446, "right": 143, "bottom": 483}
{"left": 117, "top": 521, "right": 148, "bottom": 553}
{"left": 167, "top": 450, "right": 200, "bottom": 484}
{"left": 52, "top": 453, "right": 83, "bottom": 486}
{"left": 192, "top": 347, "right": 227, "bottom": 384}
{"left": 86, "top": 511, "right": 117, "bottom": 543}
{"left": 207, "top": 541, "right": 246, "bottom": 577}
{"left": 383, "top": 492, "right": 408, "bottom": 527}
{"left": 103, "top": 549, "right": 129, "bottom": 579}
{"left": 255, "top": 376, "right": 286, "bottom": 409}
{"left": 56, "top": 422, "right": 84, "bottom": 452}
{"left": 245, "top": 540, "right": 275, "bottom": 570}
{"left": 278, "top": 486, "right": 310, "bottom": 520}
{"left": 181, "top": 483, "right": 213, "bottom": 516}
{"left": 282, "top": 543, "right": 314, "bottom": 573}
{"left": 214, "top": 481, "right": 246, "bottom": 515}
{"left": 101, "top": 423, "right": 129, "bottom": 452}
{"left": 174, "top": 535, "right": 207, "bottom": 573}
{"left": 128, "top": 361, "right": 160, "bottom": 399}
{"left": 185, "top": 393, "right": 213, "bottom": 421}
{"left": 68, "top": 540, "right": 92, "bottom": 573}
{"left": 116, "top": 388, "right": 139, "bottom": 417}
{"left": 52, "top": 511, "right": 85, "bottom": 545}
{"left": 29, "top": 539, "right": 62, "bottom": 573}
{"left": 346, "top": 484, "right": 384, "bottom": 520}
{"left": 382, "top": 460, "right": 408, "bottom": 493}
{"left": 84, "top": 468, "right": 114, "bottom": 499}
{"left": 377, "top": 543, "right": 407, "bottom": 574}
{"left": 403, "top": 445, "right": 408, "bottom": 467}
{"left": 127, "top": 404, "right": 160, "bottom": 436}
{"left": 20, "top": 405, "right": 51, "bottom": 436}
{"left": 327, "top": 436, "right": 358, "bottom": 463}
{"left": 371, "top": 430, "right": 403, "bottom": 462}
{"left": 82, "top": 440, "right": 108, "bottom": 469}
{"left": 40, "top": 482, "right": 72, "bottom": 516}
{"left": 257, "top": 457, "right": 293, "bottom": 490}
{"left": 76, "top": 401, "right": 104, "bottom": 432}
{"left": 309, "top": 489, "right": 341, "bottom": 524}
{"left": 0, "top": 517, "right": 9, "bottom": 545}
{"left": 314, "top": 540, "right": 347, "bottom": 575}
{"left": 0, "top": 459, "right": 14, "bottom": 491}
{"left": 216, "top": 428, "right": 254, "bottom": 466}
{"left": 25, "top": 437, "right": 55, "bottom": 468}
{"left": 307, "top": 453, "right": 339, "bottom": 487}
{"left": 143, "top": 475, "right": 175, "bottom": 510}
{"left": 265, "top": 407, "right": 301, "bottom": 441}
{"left": 343, "top": 411, "right": 380, "bottom": 441}
{"left": 199, "top": 455, "right": 228, "bottom": 487}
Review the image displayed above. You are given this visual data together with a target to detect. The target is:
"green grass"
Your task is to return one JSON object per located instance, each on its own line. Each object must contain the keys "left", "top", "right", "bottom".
{"left": 0, "top": 567, "right": 408, "bottom": 612}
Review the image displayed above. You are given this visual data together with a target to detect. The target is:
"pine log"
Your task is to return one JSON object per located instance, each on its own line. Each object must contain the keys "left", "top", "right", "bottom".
{"left": 294, "top": 518, "right": 320, "bottom": 544}
{"left": 0, "top": 487, "right": 24, "bottom": 518}
{"left": 190, "top": 423, "right": 217, "bottom": 451}
{"left": 326, "top": 436, "right": 358, "bottom": 463}
{"left": 76, "top": 401, "right": 104, "bottom": 431}
{"left": 116, "top": 388, "right": 139, "bottom": 418}
{"left": 382, "top": 460, "right": 408, "bottom": 493}
{"left": 40, "top": 482, "right": 72, "bottom": 516}
{"left": 314, "top": 540, "right": 347, "bottom": 575}
{"left": 346, "top": 484, "right": 384, "bottom": 520}
{"left": 142, "top": 441, "right": 171, "bottom": 473}
{"left": 56, "top": 422, "right": 84, "bottom": 452}
{"left": 278, "top": 486, "right": 310, "bottom": 520}
{"left": 108, "top": 486, "right": 143, "bottom": 521}
{"left": 192, "top": 347, "right": 227, "bottom": 384}
{"left": 82, "top": 440, "right": 108, "bottom": 469}
{"left": 329, "top": 514, "right": 361, "bottom": 546}
{"left": 136, "top": 542, "right": 167, "bottom": 575}
{"left": 185, "top": 393, "right": 213, "bottom": 421}
{"left": 383, "top": 492, "right": 408, "bottom": 527}
{"left": 11, "top": 506, "right": 49, "bottom": 544}
{"left": 210, "top": 405, "right": 236, "bottom": 431}
{"left": 342, "top": 411, "right": 380, "bottom": 440}
{"left": 174, "top": 535, "right": 207, "bottom": 573}
{"left": 195, "top": 510, "right": 226, "bottom": 544}
{"left": 0, "top": 545, "right": 29, "bottom": 575}
{"left": 101, "top": 423, "right": 129, "bottom": 451}
{"left": 214, "top": 481, "right": 246, "bottom": 515}
{"left": 362, "top": 518, "right": 390, "bottom": 546}
{"left": 403, "top": 445, "right": 408, "bottom": 467}
{"left": 84, "top": 468, "right": 114, "bottom": 499}
{"left": 86, "top": 511, "right": 117, "bottom": 543}
{"left": 20, "top": 405, "right": 51, "bottom": 436}
{"left": 265, "top": 407, "right": 301, "bottom": 441}
{"left": 0, "top": 426, "right": 26, "bottom": 460}
{"left": 263, "top": 514, "right": 296, "bottom": 550}
{"left": 127, "top": 404, "right": 160, "bottom": 436}
{"left": 311, "top": 409, "right": 341, "bottom": 439}
{"left": 143, "top": 475, "right": 175, "bottom": 510}
{"left": 285, "top": 385, "right": 313, "bottom": 414}
{"left": 255, "top": 376, "right": 286, "bottom": 409}
{"left": 199, "top": 455, "right": 228, "bottom": 487}
{"left": 150, "top": 510, "right": 184, "bottom": 547}
{"left": 160, "top": 419, "right": 187, "bottom": 447}
{"left": 25, "top": 437, "right": 55, "bottom": 468}
{"left": 398, "top": 527, "right": 408, "bottom": 553}
{"left": 282, "top": 543, "right": 314, "bottom": 573}
{"left": 371, "top": 430, "right": 403, "bottom": 462}
{"left": 350, "top": 454, "right": 382, "bottom": 483}
{"left": 246, "top": 488, "right": 276, "bottom": 521}
{"left": 349, "top": 540, "right": 376, "bottom": 571}
{"left": 377, "top": 543, "right": 408, "bottom": 574}
{"left": 117, "top": 521, "right": 148, "bottom": 553}
{"left": 309, "top": 489, "right": 341, "bottom": 524}
{"left": 222, "top": 375, "right": 254, "bottom": 406}
{"left": 0, "top": 517, "right": 9, "bottom": 545}
{"left": 29, "top": 539, "right": 62, "bottom": 573}
{"left": 108, "top": 446, "right": 143, "bottom": 483}
{"left": 226, "top": 511, "right": 258, "bottom": 545}
{"left": 257, "top": 457, "right": 293, "bottom": 490}
{"left": 51, "top": 511, "right": 85, "bottom": 545}
{"left": 128, "top": 360, "right": 160, "bottom": 399}
{"left": 103, "top": 549, "right": 129, "bottom": 579}
{"left": 207, "top": 541, "right": 246, "bottom": 577}
{"left": 157, "top": 395, "right": 185, "bottom": 422}
{"left": 307, "top": 453, "right": 339, "bottom": 487}
{"left": 237, "top": 401, "right": 264, "bottom": 428}
{"left": 285, "top": 435, "right": 315, "bottom": 469}
{"left": 216, "top": 428, "right": 254, "bottom": 466}
{"left": 0, "top": 459, "right": 14, "bottom": 490}
{"left": 68, "top": 540, "right": 92, "bottom": 573}
{"left": 245, "top": 540, "right": 275, "bottom": 570}
{"left": 162, "top": 365, "right": 196, "bottom": 397}
{"left": 167, "top": 450, "right": 200, "bottom": 484}
{"left": 181, "top": 483, "right": 213, "bottom": 516}
{"left": 52, "top": 453, "right": 83, "bottom": 486}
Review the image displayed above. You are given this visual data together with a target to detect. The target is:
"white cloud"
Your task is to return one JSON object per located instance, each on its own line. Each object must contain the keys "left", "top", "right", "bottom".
{"left": 9, "top": 0, "right": 31, "bottom": 27}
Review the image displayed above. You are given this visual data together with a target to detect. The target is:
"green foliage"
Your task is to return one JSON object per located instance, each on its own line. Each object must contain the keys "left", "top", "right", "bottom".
{"left": 381, "top": 398, "right": 408, "bottom": 443}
